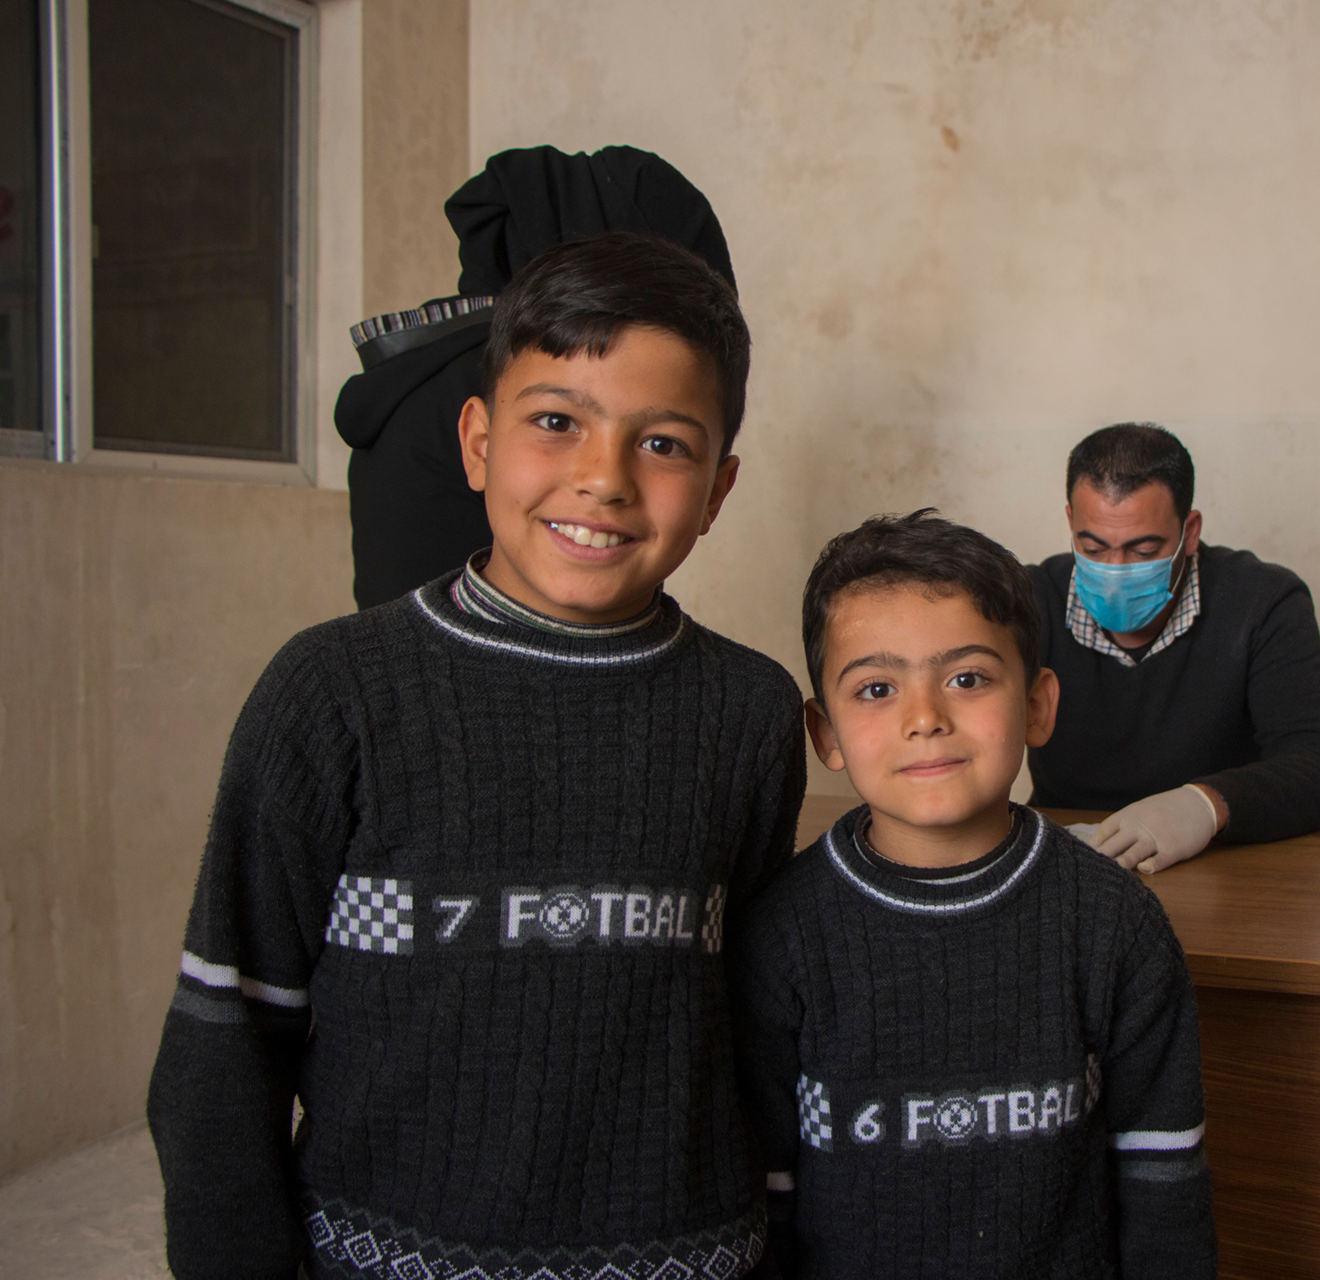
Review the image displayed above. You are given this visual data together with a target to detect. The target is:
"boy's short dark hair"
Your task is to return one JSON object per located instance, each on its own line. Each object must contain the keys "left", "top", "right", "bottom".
{"left": 482, "top": 231, "right": 751, "bottom": 457}
{"left": 802, "top": 509, "right": 1041, "bottom": 702}
{"left": 1066, "top": 423, "right": 1195, "bottom": 521}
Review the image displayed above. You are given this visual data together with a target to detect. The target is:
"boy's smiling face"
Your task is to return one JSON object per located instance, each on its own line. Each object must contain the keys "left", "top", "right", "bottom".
{"left": 806, "top": 584, "right": 1058, "bottom": 867}
{"left": 458, "top": 325, "right": 738, "bottom": 624}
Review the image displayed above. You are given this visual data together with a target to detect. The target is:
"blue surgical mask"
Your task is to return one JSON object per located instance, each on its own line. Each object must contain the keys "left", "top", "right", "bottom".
{"left": 1072, "top": 524, "right": 1186, "bottom": 634}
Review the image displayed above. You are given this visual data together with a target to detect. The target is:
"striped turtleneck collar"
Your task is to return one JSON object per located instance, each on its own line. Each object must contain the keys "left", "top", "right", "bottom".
{"left": 412, "top": 554, "right": 687, "bottom": 668}
{"left": 450, "top": 550, "right": 663, "bottom": 637}
{"left": 823, "top": 803, "right": 1045, "bottom": 916}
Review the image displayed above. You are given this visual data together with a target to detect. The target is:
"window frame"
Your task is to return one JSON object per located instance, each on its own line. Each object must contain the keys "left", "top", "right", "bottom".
{"left": 40, "top": 0, "right": 319, "bottom": 484}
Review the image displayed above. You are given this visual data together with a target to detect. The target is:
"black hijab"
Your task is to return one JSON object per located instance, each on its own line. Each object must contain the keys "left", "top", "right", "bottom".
{"left": 446, "top": 145, "right": 735, "bottom": 296}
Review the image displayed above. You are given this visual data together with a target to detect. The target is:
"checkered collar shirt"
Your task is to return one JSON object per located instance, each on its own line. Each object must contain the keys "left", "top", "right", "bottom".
{"left": 1065, "top": 552, "right": 1201, "bottom": 668}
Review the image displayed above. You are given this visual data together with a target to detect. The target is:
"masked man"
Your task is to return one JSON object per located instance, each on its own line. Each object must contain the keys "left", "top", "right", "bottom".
{"left": 1028, "top": 422, "right": 1320, "bottom": 871}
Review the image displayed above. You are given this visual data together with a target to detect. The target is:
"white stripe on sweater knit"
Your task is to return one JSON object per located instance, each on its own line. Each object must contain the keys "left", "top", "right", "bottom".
{"left": 824, "top": 812, "right": 1046, "bottom": 915}
{"left": 415, "top": 587, "right": 687, "bottom": 666}
{"left": 1108, "top": 1123, "right": 1205, "bottom": 1151}
{"left": 180, "top": 951, "right": 309, "bottom": 1007}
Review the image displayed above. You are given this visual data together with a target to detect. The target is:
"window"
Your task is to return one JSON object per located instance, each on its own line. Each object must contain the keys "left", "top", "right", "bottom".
{"left": 0, "top": 0, "right": 44, "bottom": 457}
{"left": 3, "top": 0, "right": 317, "bottom": 480}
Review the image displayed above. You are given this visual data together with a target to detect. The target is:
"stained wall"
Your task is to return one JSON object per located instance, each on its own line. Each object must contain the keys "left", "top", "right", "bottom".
{"left": 470, "top": 0, "right": 1320, "bottom": 794}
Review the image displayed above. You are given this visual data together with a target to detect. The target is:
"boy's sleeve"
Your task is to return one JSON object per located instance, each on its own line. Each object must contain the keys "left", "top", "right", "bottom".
{"left": 147, "top": 636, "right": 357, "bottom": 1280}
{"left": 728, "top": 674, "right": 807, "bottom": 909}
{"left": 728, "top": 895, "right": 806, "bottom": 1278}
{"left": 1103, "top": 893, "right": 1217, "bottom": 1280}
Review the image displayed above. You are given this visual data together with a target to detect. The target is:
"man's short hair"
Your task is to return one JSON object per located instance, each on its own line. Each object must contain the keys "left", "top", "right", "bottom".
{"left": 482, "top": 231, "right": 751, "bottom": 457}
{"left": 802, "top": 510, "right": 1041, "bottom": 703}
{"left": 1066, "top": 423, "right": 1195, "bottom": 521}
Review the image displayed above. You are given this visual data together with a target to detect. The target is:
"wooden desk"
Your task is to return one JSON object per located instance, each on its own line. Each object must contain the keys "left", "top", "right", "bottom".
{"left": 794, "top": 795, "right": 1320, "bottom": 1279}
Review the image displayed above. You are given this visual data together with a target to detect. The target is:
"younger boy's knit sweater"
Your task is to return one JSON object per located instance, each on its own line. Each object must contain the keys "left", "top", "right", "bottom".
{"left": 728, "top": 806, "right": 1216, "bottom": 1280}
{"left": 147, "top": 567, "right": 806, "bottom": 1280}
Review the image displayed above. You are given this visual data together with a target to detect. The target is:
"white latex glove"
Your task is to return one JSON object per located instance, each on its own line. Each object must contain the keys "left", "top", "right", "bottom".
{"left": 1090, "top": 785, "right": 1220, "bottom": 874}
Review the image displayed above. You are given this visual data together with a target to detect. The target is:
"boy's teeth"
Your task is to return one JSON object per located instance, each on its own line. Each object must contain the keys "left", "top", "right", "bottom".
{"left": 552, "top": 522, "right": 623, "bottom": 549}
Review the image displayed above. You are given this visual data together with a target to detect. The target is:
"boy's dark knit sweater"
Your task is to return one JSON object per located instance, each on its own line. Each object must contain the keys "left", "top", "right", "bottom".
{"left": 1029, "top": 544, "right": 1320, "bottom": 842}
{"left": 729, "top": 806, "right": 1216, "bottom": 1280}
{"left": 147, "top": 566, "right": 807, "bottom": 1280}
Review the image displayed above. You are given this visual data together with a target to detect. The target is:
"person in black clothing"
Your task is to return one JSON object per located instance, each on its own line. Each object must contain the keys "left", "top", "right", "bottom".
{"left": 729, "top": 510, "right": 1216, "bottom": 1280}
{"left": 336, "top": 145, "right": 737, "bottom": 610}
{"left": 1028, "top": 422, "right": 1320, "bottom": 872}
{"left": 148, "top": 233, "right": 806, "bottom": 1280}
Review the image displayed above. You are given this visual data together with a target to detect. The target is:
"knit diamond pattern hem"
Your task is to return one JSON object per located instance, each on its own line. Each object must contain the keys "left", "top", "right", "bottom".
{"left": 302, "top": 1193, "right": 766, "bottom": 1280}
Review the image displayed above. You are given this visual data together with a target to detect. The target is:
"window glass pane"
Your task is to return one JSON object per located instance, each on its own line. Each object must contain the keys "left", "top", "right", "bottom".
{"left": 0, "top": 0, "right": 43, "bottom": 444}
{"left": 89, "top": 0, "right": 296, "bottom": 459}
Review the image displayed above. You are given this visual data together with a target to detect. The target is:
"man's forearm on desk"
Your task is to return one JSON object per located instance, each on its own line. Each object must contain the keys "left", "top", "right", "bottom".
{"left": 1196, "top": 745, "right": 1320, "bottom": 843}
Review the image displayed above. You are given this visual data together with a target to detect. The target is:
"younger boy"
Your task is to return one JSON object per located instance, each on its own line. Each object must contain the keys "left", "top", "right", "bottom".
{"left": 729, "top": 511, "right": 1215, "bottom": 1279}
{"left": 149, "top": 233, "right": 806, "bottom": 1279}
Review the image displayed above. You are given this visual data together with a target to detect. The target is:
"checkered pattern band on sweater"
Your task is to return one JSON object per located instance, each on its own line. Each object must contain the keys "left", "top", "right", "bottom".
{"left": 349, "top": 295, "right": 496, "bottom": 349}
{"left": 325, "top": 877, "right": 414, "bottom": 955}
{"left": 700, "top": 885, "right": 728, "bottom": 954}
{"left": 302, "top": 1196, "right": 766, "bottom": 1280}
{"left": 797, "top": 1075, "right": 834, "bottom": 1152}
{"left": 1065, "top": 554, "right": 1201, "bottom": 667}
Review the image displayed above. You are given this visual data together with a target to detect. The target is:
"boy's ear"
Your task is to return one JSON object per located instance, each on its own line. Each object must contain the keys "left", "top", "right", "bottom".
{"left": 457, "top": 396, "right": 491, "bottom": 492}
{"left": 804, "top": 697, "right": 847, "bottom": 772}
{"left": 1024, "top": 667, "right": 1060, "bottom": 749}
{"left": 699, "top": 455, "right": 740, "bottom": 536}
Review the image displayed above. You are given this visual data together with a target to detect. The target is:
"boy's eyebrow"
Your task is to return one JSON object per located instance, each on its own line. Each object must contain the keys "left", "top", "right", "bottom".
{"left": 932, "top": 644, "right": 1005, "bottom": 666}
{"left": 622, "top": 406, "right": 711, "bottom": 437}
{"left": 836, "top": 651, "right": 911, "bottom": 682}
{"left": 835, "top": 644, "right": 1005, "bottom": 684}
{"left": 514, "top": 383, "right": 608, "bottom": 414}
{"left": 514, "top": 384, "right": 711, "bottom": 437}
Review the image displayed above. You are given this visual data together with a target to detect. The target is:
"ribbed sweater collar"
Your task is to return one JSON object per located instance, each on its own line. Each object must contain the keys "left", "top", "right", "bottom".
{"left": 823, "top": 803, "right": 1046, "bottom": 917}
{"left": 413, "top": 556, "right": 688, "bottom": 668}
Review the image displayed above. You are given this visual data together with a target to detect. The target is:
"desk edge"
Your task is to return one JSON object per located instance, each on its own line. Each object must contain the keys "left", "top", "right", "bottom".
{"left": 1186, "top": 953, "right": 1320, "bottom": 996}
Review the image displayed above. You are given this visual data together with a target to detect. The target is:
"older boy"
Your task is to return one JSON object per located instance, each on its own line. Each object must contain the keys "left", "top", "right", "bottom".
{"left": 149, "top": 233, "right": 806, "bottom": 1280}
{"left": 729, "top": 511, "right": 1215, "bottom": 1280}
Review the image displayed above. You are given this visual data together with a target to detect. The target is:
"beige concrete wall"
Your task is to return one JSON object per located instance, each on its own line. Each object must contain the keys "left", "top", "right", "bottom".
{"left": 0, "top": 0, "right": 471, "bottom": 1180}
{"left": 471, "top": 0, "right": 1320, "bottom": 795}
{"left": 319, "top": 0, "right": 470, "bottom": 489}
{"left": 316, "top": 0, "right": 365, "bottom": 492}
{"left": 0, "top": 463, "right": 353, "bottom": 1179}
{"left": 362, "top": 0, "right": 468, "bottom": 317}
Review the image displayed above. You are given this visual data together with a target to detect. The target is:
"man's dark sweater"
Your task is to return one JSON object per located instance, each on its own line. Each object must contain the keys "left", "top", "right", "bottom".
{"left": 1029, "top": 544, "right": 1320, "bottom": 842}
{"left": 729, "top": 806, "right": 1216, "bottom": 1280}
{"left": 147, "top": 570, "right": 806, "bottom": 1280}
